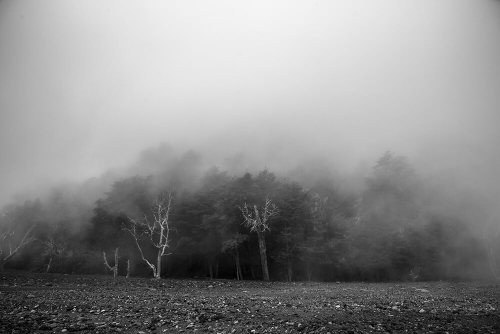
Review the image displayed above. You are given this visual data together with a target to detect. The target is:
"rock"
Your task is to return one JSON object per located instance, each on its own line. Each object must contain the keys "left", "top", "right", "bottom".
{"left": 1, "top": 271, "right": 499, "bottom": 333}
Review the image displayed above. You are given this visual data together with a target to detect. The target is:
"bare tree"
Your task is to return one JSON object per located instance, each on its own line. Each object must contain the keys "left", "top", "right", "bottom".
{"left": 483, "top": 217, "right": 500, "bottom": 280}
{"left": 123, "top": 192, "right": 173, "bottom": 279}
{"left": 240, "top": 197, "right": 279, "bottom": 281}
{"left": 0, "top": 213, "right": 36, "bottom": 272}
{"left": 41, "top": 234, "right": 67, "bottom": 273}
{"left": 103, "top": 247, "right": 119, "bottom": 277}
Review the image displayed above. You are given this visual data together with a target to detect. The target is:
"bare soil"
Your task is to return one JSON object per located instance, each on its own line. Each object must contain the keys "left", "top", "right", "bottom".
{"left": 1, "top": 270, "right": 499, "bottom": 333}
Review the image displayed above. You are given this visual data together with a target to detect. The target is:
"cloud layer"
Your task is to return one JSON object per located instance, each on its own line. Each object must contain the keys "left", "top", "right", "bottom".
{"left": 1, "top": 0, "right": 499, "bottom": 210}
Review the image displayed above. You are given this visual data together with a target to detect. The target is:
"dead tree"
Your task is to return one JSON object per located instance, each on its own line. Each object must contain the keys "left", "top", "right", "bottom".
{"left": 123, "top": 192, "right": 173, "bottom": 279}
{"left": 41, "top": 235, "right": 67, "bottom": 273}
{"left": 240, "top": 197, "right": 279, "bottom": 281}
{"left": 103, "top": 247, "right": 119, "bottom": 277}
{"left": 483, "top": 218, "right": 500, "bottom": 280}
{"left": 0, "top": 214, "right": 36, "bottom": 272}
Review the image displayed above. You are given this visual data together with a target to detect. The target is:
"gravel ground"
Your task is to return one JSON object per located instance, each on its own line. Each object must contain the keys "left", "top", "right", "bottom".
{"left": 0, "top": 270, "right": 499, "bottom": 333}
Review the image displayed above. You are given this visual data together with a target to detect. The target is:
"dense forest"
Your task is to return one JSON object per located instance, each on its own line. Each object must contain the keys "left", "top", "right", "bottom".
{"left": 1, "top": 145, "right": 499, "bottom": 282}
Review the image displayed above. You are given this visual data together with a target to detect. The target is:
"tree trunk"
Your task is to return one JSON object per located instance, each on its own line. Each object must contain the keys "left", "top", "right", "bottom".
{"left": 208, "top": 260, "right": 213, "bottom": 279}
{"left": 287, "top": 260, "right": 292, "bottom": 282}
{"left": 46, "top": 257, "right": 53, "bottom": 274}
{"left": 103, "top": 248, "right": 119, "bottom": 278}
{"left": 1, "top": 253, "right": 17, "bottom": 272}
{"left": 156, "top": 250, "right": 162, "bottom": 279}
{"left": 235, "top": 257, "right": 240, "bottom": 280}
{"left": 215, "top": 260, "right": 219, "bottom": 279}
{"left": 257, "top": 231, "right": 270, "bottom": 281}
{"left": 487, "top": 245, "right": 500, "bottom": 280}
{"left": 113, "top": 249, "right": 119, "bottom": 277}
{"left": 126, "top": 259, "right": 130, "bottom": 278}
{"left": 306, "top": 261, "right": 312, "bottom": 281}
{"left": 235, "top": 247, "right": 243, "bottom": 280}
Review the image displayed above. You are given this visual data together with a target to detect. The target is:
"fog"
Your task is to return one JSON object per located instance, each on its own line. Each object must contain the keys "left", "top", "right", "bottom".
{"left": 1, "top": 1, "right": 499, "bottom": 232}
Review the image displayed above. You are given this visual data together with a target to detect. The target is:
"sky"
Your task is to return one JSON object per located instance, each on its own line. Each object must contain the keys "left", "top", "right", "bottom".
{"left": 0, "top": 0, "right": 499, "bottom": 211}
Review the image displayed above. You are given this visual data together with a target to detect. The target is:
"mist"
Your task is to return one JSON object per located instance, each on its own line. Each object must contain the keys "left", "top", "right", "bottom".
{"left": 1, "top": 1, "right": 499, "bottom": 247}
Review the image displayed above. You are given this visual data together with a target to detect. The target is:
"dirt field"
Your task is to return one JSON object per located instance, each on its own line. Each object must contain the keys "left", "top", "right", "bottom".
{"left": 1, "top": 270, "right": 499, "bottom": 333}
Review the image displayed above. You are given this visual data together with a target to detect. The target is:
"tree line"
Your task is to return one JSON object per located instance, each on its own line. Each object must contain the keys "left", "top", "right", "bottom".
{"left": 1, "top": 151, "right": 498, "bottom": 281}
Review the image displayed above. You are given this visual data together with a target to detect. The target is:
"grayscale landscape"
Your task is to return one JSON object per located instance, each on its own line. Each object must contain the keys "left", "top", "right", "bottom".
{"left": 0, "top": 1, "right": 499, "bottom": 333}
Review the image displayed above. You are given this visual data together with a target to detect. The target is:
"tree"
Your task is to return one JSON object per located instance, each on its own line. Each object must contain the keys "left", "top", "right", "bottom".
{"left": 221, "top": 232, "right": 248, "bottom": 280}
{"left": 101, "top": 176, "right": 152, "bottom": 218}
{"left": 198, "top": 212, "right": 226, "bottom": 278}
{"left": 41, "top": 234, "right": 68, "bottom": 273}
{"left": 175, "top": 167, "right": 234, "bottom": 278}
{"left": 240, "top": 197, "right": 279, "bottom": 281}
{"left": 483, "top": 217, "right": 500, "bottom": 280}
{"left": 298, "top": 193, "right": 331, "bottom": 281}
{"left": 103, "top": 248, "right": 120, "bottom": 277}
{"left": 272, "top": 182, "right": 311, "bottom": 282}
{"left": 351, "top": 151, "right": 424, "bottom": 280}
{"left": 0, "top": 212, "right": 37, "bottom": 272}
{"left": 123, "top": 192, "right": 174, "bottom": 279}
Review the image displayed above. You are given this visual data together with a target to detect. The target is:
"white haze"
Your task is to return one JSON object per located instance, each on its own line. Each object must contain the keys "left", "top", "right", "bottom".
{"left": 0, "top": 0, "right": 499, "bottom": 230}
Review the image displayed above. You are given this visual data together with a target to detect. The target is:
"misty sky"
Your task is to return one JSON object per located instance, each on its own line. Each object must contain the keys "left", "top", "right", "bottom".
{"left": 1, "top": 0, "right": 500, "bottom": 208}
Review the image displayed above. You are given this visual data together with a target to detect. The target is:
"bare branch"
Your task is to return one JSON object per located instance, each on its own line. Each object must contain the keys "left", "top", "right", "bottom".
{"left": 0, "top": 219, "right": 37, "bottom": 270}
{"left": 239, "top": 196, "right": 278, "bottom": 281}
{"left": 103, "top": 248, "right": 120, "bottom": 277}
{"left": 483, "top": 217, "right": 500, "bottom": 280}
{"left": 262, "top": 197, "right": 279, "bottom": 221}
{"left": 123, "top": 191, "right": 174, "bottom": 278}
{"left": 123, "top": 220, "right": 156, "bottom": 274}
{"left": 239, "top": 196, "right": 279, "bottom": 233}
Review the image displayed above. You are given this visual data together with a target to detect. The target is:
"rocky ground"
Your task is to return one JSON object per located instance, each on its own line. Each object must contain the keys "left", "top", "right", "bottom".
{"left": 0, "top": 270, "right": 499, "bottom": 333}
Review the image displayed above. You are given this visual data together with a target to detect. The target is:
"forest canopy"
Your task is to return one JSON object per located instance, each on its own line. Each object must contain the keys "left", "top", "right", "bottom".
{"left": 1, "top": 147, "right": 498, "bottom": 282}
